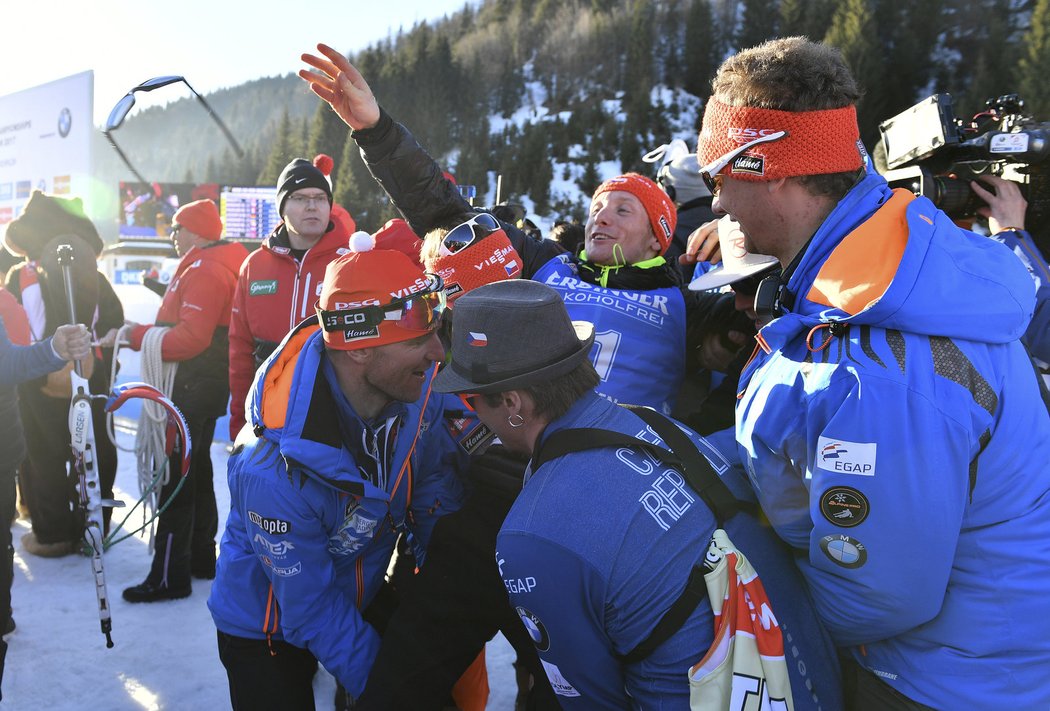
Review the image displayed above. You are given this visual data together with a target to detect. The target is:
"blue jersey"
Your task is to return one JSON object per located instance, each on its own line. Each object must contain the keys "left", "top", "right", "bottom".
{"left": 535, "top": 254, "right": 687, "bottom": 414}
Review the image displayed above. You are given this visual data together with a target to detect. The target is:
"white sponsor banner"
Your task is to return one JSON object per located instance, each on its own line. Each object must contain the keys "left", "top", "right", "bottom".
{"left": 0, "top": 71, "right": 94, "bottom": 234}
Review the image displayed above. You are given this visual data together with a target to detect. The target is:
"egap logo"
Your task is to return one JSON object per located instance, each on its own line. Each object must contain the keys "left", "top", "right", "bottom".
{"left": 731, "top": 154, "right": 765, "bottom": 176}
{"left": 248, "top": 511, "right": 292, "bottom": 535}
{"left": 817, "top": 436, "right": 876, "bottom": 476}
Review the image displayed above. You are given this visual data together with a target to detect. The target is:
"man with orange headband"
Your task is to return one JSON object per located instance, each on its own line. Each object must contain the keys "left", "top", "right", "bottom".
{"left": 695, "top": 37, "right": 1050, "bottom": 709}
{"left": 207, "top": 239, "right": 464, "bottom": 709}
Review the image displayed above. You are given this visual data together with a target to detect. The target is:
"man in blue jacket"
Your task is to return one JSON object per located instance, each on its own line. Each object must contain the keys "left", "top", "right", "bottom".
{"left": 698, "top": 37, "right": 1050, "bottom": 709}
{"left": 430, "top": 279, "right": 842, "bottom": 710}
{"left": 207, "top": 240, "right": 464, "bottom": 709}
{"left": 0, "top": 318, "right": 89, "bottom": 699}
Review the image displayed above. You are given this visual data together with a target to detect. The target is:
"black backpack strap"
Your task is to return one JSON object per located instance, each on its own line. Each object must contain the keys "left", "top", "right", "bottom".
{"left": 624, "top": 405, "right": 743, "bottom": 525}
{"left": 620, "top": 563, "right": 708, "bottom": 664}
{"left": 528, "top": 406, "right": 747, "bottom": 663}
{"left": 532, "top": 427, "right": 681, "bottom": 472}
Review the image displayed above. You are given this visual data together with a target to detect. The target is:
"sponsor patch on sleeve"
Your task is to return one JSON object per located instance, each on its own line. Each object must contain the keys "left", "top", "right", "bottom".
{"left": 816, "top": 436, "right": 876, "bottom": 476}
{"left": 540, "top": 660, "right": 581, "bottom": 698}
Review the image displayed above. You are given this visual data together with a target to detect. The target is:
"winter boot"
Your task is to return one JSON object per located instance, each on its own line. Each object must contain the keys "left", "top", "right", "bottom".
{"left": 122, "top": 531, "right": 191, "bottom": 603}
{"left": 20, "top": 531, "right": 75, "bottom": 558}
{"left": 122, "top": 579, "right": 191, "bottom": 603}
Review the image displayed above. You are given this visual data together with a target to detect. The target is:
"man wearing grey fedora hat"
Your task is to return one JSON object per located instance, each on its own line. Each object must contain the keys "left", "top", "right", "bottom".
{"left": 426, "top": 279, "right": 842, "bottom": 710}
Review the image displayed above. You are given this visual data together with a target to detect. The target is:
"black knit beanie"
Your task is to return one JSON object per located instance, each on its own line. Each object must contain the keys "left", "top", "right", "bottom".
{"left": 276, "top": 158, "right": 333, "bottom": 217}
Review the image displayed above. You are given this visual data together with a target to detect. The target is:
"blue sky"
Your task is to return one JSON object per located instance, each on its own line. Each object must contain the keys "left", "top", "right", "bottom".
{"left": 3, "top": 0, "right": 475, "bottom": 126}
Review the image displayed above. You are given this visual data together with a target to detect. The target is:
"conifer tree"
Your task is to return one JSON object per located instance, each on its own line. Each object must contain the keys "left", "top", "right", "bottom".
{"left": 824, "top": 0, "right": 885, "bottom": 147}
{"left": 307, "top": 100, "right": 349, "bottom": 183}
{"left": 779, "top": 0, "right": 807, "bottom": 36}
{"left": 335, "top": 138, "right": 381, "bottom": 233}
{"left": 684, "top": 0, "right": 719, "bottom": 99}
{"left": 1018, "top": 0, "right": 1050, "bottom": 117}
{"left": 964, "top": 5, "right": 1017, "bottom": 116}
{"left": 624, "top": 0, "right": 656, "bottom": 128}
{"left": 258, "top": 109, "right": 297, "bottom": 185}
{"left": 737, "top": 0, "right": 779, "bottom": 50}
{"left": 873, "top": 0, "right": 942, "bottom": 119}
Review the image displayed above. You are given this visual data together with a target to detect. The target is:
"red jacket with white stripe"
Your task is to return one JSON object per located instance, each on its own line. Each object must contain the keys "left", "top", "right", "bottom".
{"left": 128, "top": 239, "right": 248, "bottom": 417}
{"left": 227, "top": 222, "right": 348, "bottom": 438}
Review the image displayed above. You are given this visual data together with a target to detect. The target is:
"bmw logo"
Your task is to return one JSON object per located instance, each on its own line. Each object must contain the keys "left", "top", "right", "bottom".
{"left": 516, "top": 606, "right": 550, "bottom": 652}
{"left": 819, "top": 534, "right": 867, "bottom": 568}
{"left": 57, "top": 108, "right": 72, "bottom": 138}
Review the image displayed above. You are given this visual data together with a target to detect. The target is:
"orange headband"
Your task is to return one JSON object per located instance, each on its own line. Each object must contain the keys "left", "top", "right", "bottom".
{"left": 698, "top": 97, "right": 863, "bottom": 180}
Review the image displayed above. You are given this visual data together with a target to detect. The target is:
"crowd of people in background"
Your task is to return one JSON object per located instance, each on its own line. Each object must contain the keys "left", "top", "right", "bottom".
{"left": 0, "top": 34, "right": 1048, "bottom": 711}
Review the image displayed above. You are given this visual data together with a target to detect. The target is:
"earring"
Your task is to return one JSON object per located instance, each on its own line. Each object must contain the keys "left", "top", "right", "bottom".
{"left": 507, "top": 414, "right": 525, "bottom": 428}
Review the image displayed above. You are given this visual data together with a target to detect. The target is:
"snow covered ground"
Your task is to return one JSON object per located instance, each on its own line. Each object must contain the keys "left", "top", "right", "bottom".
{"left": 3, "top": 283, "right": 519, "bottom": 710}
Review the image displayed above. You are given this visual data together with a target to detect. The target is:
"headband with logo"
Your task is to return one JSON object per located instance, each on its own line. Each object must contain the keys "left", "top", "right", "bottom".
{"left": 425, "top": 228, "right": 522, "bottom": 303}
{"left": 698, "top": 97, "right": 864, "bottom": 180}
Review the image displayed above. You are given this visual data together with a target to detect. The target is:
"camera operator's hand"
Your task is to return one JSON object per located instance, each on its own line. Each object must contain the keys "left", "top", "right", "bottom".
{"left": 972, "top": 175, "right": 1027, "bottom": 233}
{"left": 299, "top": 44, "right": 381, "bottom": 132}
{"left": 679, "top": 219, "right": 722, "bottom": 266}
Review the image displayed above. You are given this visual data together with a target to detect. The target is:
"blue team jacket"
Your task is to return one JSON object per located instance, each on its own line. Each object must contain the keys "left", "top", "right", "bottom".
{"left": 207, "top": 320, "right": 464, "bottom": 697}
{"left": 736, "top": 172, "right": 1050, "bottom": 708}
{"left": 497, "top": 391, "right": 843, "bottom": 710}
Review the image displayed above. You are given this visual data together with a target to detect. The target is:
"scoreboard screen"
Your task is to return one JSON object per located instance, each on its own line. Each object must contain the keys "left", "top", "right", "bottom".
{"left": 220, "top": 186, "right": 280, "bottom": 241}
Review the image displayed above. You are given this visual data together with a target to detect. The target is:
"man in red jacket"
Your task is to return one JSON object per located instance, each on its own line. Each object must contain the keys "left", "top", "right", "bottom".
{"left": 120, "top": 199, "right": 248, "bottom": 601}
{"left": 227, "top": 158, "right": 351, "bottom": 439}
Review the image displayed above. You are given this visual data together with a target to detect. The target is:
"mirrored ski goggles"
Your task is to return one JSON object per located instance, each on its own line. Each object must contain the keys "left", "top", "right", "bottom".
{"left": 316, "top": 274, "right": 447, "bottom": 334}
{"left": 439, "top": 212, "right": 501, "bottom": 256}
{"left": 699, "top": 130, "right": 788, "bottom": 194}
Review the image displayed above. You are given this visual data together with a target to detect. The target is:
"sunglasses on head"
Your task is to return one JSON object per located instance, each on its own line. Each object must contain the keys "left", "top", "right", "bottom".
{"left": 439, "top": 213, "right": 501, "bottom": 256}
{"left": 699, "top": 130, "right": 789, "bottom": 194}
{"left": 316, "top": 274, "right": 447, "bottom": 334}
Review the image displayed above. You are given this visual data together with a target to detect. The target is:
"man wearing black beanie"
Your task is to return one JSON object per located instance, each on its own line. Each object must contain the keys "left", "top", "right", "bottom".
{"left": 227, "top": 157, "right": 347, "bottom": 441}
{"left": 275, "top": 158, "right": 333, "bottom": 217}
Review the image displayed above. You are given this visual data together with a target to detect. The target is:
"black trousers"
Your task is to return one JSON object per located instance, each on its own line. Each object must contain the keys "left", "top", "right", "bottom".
{"left": 217, "top": 630, "right": 317, "bottom": 711}
{"left": 0, "top": 465, "right": 14, "bottom": 702}
{"left": 18, "top": 388, "right": 116, "bottom": 544}
{"left": 144, "top": 413, "right": 218, "bottom": 587}
{"left": 842, "top": 656, "right": 937, "bottom": 711}
{"left": 356, "top": 475, "right": 560, "bottom": 710}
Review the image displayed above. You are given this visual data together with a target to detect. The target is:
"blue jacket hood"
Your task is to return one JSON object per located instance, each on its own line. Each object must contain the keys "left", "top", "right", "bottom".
{"left": 782, "top": 173, "right": 1034, "bottom": 345}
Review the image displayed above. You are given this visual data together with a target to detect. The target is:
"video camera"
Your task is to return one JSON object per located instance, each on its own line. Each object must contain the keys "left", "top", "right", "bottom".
{"left": 876, "top": 93, "right": 1050, "bottom": 225}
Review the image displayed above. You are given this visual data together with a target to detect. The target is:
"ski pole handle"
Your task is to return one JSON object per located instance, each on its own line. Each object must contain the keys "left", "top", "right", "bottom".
{"left": 55, "top": 244, "right": 83, "bottom": 378}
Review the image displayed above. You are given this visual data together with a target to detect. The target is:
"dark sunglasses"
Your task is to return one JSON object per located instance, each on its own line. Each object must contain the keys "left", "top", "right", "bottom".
{"left": 439, "top": 213, "right": 500, "bottom": 256}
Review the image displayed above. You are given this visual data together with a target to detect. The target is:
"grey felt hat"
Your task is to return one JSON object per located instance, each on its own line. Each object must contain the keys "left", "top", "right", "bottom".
{"left": 432, "top": 280, "right": 595, "bottom": 394}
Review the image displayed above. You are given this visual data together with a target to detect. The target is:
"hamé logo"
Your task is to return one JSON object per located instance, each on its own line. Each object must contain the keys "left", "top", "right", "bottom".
{"left": 732, "top": 154, "right": 765, "bottom": 176}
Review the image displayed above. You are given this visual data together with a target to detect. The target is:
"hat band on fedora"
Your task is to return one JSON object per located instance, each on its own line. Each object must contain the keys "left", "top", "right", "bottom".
{"left": 451, "top": 341, "right": 584, "bottom": 388}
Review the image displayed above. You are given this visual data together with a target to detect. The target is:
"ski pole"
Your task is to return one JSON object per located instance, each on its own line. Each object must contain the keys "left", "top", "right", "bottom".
{"left": 57, "top": 244, "right": 115, "bottom": 648}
